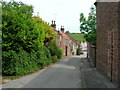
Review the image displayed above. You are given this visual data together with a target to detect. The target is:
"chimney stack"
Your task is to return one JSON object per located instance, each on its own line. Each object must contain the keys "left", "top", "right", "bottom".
{"left": 54, "top": 21, "right": 55, "bottom": 24}
{"left": 51, "top": 20, "right": 56, "bottom": 30}
{"left": 52, "top": 20, "right": 53, "bottom": 24}
{"left": 61, "top": 26, "right": 64, "bottom": 33}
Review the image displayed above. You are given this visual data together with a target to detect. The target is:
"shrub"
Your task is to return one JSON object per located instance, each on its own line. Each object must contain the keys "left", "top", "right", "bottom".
{"left": 2, "top": 1, "right": 55, "bottom": 76}
{"left": 51, "top": 56, "right": 58, "bottom": 63}
{"left": 36, "top": 46, "right": 52, "bottom": 68}
{"left": 2, "top": 50, "right": 17, "bottom": 75}
{"left": 76, "top": 48, "right": 81, "bottom": 55}
{"left": 43, "top": 46, "right": 52, "bottom": 64}
{"left": 57, "top": 48, "right": 63, "bottom": 59}
{"left": 47, "top": 41, "right": 63, "bottom": 60}
{"left": 47, "top": 42, "right": 57, "bottom": 56}
{"left": 2, "top": 49, "right": 38, "bottom": 76}
{"left": 2, "top": 46, "right": 53, "bottom": 76}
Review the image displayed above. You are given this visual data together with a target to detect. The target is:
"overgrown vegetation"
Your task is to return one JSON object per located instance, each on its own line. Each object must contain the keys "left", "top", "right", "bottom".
{"left": 48, "top": 41, "right": 63, "bottom": 60}
{"left": 80, "top": 6, "right": 96, "bottom": 46}
{"left": 2, "top": 1, "right": 63, "bottom": 76}
{"left": 76, "top": 45, "right": 82, "bottom": 55}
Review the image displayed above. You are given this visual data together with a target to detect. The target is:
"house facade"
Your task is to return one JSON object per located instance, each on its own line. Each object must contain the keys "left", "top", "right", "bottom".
{"left": 96, "top": 1, "right": 120, "bottom": 87}
{"left": 51, "top": 20, "right": 78, "bottom": 57}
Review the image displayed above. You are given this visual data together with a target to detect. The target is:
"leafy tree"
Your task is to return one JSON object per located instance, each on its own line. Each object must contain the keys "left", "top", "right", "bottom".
{"left": 32, "top": 16, "right": 57, "bottom": 47}
{"left": 2, "top": 1, "right": 57, "bottom": 76}
{"left": 2, "top": 1, "right": 35, "bottom": 52}
{"left": 80, "top": 6, "right": 96, "bottom": 46}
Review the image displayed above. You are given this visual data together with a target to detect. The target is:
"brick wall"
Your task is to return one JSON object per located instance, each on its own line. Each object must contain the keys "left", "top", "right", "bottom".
{"left": 118, "top": 2, "right": 120, "bottom": 86}
{"left": 96, "top": 2, "right": 120, "bottom": 87}
{"left": 87, "top": 42, "right": 96, "bottom": 67}
{"left": 58, "top": 35, "right": 73, "bottom": 57}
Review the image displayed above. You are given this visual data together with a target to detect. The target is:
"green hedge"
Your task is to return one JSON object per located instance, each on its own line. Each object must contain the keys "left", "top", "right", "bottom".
{"left": 2, "top": 1, "right": 62, "bottom": 76}
{"left": 57, "top": 48, "right": 63, "bottom": 59}
{"left": 2, "top": 49, "right": 37, "bottom": 76}
{"left": 2, "top": 46, "right": 53, "bottom": 76}
{"left": 51, "top": 56, "right": 58, "bottom": 63}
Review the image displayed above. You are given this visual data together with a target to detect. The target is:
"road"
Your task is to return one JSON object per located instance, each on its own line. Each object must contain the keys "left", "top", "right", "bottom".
{"left": 2, "top": 53, "right": 87, "bottom": 88}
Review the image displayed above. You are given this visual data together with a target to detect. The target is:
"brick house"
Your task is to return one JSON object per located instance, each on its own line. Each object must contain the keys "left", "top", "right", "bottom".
{"left": 51, "top": 20, "right": 78, "bottom": 57}
{"left": 95, "top": 1, "right": 120, "bottom": 87}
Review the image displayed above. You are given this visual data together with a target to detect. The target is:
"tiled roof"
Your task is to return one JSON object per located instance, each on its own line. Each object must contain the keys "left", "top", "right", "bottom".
{"left": 60, "top": 32, "right": 70, "bottom": 38}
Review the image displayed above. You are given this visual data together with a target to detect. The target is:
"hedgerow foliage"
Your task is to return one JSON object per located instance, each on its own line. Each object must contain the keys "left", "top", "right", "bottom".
{"left": 2, "top": 1, "right": 62, "bottom": 76}
{"left": 48, "top": 40, "right": 63, "bottom": 61}
{"left": 76, "top": 46, "right": 81, "bottom": 55}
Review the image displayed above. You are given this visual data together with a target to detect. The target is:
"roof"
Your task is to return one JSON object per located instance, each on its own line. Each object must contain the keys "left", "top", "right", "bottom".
{"left": 60, "top": 32, "right": 70, "bottom": 38}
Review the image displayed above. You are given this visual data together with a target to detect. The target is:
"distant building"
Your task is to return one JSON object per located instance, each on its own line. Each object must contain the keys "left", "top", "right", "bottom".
{"left": 51, "top": 20, "right": 78, "bottom": 57}
{"left": 65, "top": 31, "right": 70, "bottom": 35}
{"left": 80, "top": 41, "right": 87, "bottom": 51}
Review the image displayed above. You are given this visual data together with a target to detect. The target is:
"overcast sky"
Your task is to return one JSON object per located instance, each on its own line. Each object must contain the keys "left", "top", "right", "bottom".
{"left": 5, "top": 0, "right": 96, "bottom": 33}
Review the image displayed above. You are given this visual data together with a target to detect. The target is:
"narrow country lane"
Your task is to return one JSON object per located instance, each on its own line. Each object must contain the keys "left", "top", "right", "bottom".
{"left": 2, "top": 53, "right": 87, "bottom": 88}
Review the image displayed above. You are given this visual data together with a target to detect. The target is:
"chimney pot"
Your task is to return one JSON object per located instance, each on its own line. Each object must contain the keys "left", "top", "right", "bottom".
{"left": 52, "top": 20, "right": 53, "bottom": 24}
{"left": 54, "top": 21, "right": 55, "bottom": 24}
{"left": 51, "top": 20, "right": 56, "bottom": 30}
{"left": 61, "top": 25, "right": 64, "bottom": 33}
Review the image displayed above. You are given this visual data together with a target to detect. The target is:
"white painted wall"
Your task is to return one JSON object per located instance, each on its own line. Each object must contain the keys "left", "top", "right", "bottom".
{"left": 80, "top": 41, "right": 87, "bottom": 51}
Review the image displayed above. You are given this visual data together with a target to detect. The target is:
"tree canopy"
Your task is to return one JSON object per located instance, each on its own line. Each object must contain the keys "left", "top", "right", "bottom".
{"left": 80, "top": 6, "right": 96, "bottom": 46}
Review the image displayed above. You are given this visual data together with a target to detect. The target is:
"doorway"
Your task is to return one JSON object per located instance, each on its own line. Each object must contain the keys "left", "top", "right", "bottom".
{"left": 65, "top": 46, "right": 68, "bottom": 56}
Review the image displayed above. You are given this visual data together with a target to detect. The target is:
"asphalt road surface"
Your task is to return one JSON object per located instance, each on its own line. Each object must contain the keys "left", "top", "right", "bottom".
{"left": 2, "top": 53, "right": 87, "bottom": 88}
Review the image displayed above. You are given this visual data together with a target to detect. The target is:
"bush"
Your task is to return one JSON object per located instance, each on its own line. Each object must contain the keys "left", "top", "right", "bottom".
{"left": 57, "top": 48, "right": 63, "bottom": 59}
{"left": 43, "top": 46, "right": 52, "bottom": 63}
{"left": 2, "top": 49, "right": 36, "bottom": 76}
{"left": 47, "top": 41, "right": 63, "bottom": 60}
{"left": 51, "top": 56, "right": 58, "bottom": 63}
{"left": 76, "top": 48, "right": 81, "bottom": 55}
{"left": 47, "top": 42, "right": 57, "bottom": 56}
{"left": 2, "top": 50, "right": 17, "bottom": 75}
{"left": 2, "top": 46, "right": 53, "bottom": 76}
{"left": 2, "top": 1, "right": 55, "bottom": 76}
{"left": 37, "top": 46, "right": 52, "bottom": 68}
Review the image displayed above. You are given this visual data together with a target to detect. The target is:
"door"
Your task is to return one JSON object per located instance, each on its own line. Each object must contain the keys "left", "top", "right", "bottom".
{"left": 65, "top": 46, "right": 68, "bottom": 56}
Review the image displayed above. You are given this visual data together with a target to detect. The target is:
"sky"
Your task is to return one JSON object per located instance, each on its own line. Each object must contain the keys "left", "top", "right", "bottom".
{"left": 5, "top": 0, "right": 96, "bottom": 33}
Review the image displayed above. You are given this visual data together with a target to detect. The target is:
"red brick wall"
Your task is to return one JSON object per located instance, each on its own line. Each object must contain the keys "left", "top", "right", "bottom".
{"left": 118, "top": 2, "right": 120, "bottom": 87}
{"left": 96, "top": 2, "right": 120, "bottom": 87}
{"left": 87, "top": 42, "right": 96, "bottom": 67}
